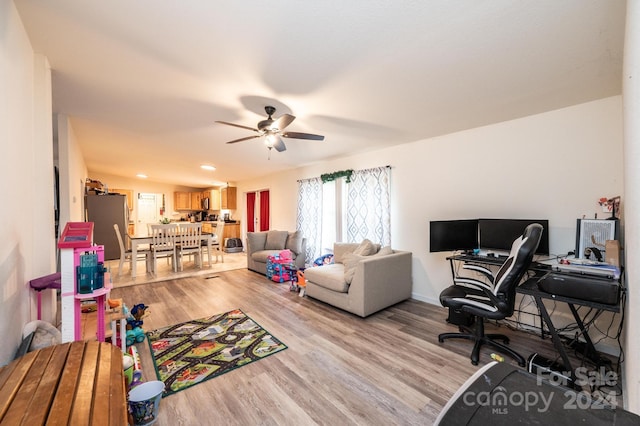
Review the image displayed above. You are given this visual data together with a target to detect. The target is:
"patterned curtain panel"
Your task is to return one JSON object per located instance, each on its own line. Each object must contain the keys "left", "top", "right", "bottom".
{"left": 346, "top": 166, "right": 391, "bottom": 246}
{"left": 296, "top": 177, "right": 323, "bottom": 265}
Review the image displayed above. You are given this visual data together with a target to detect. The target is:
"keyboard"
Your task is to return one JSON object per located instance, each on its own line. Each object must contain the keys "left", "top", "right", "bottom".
{"left": 567, "top": 258, "right": 610, "bottom": 266}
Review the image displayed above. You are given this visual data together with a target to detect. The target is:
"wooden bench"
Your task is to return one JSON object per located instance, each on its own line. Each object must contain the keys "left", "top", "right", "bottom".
{"left": 0, "top": 341, "right": 127, "bottom": 425}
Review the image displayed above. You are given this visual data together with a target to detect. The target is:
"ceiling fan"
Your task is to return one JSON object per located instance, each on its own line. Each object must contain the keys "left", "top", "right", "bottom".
{"left": 216, "top": 106, "right": 324, "bottom": 153}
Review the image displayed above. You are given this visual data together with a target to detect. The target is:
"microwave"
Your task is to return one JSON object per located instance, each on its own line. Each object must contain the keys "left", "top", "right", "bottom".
{"left": 202, "top": 197, "right": 210, "bottom": 210}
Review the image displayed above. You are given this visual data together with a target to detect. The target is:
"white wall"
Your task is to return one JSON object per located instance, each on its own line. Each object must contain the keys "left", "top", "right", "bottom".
{"left": 238, "top": 96, "right": 624, "bottom": 347}
{"left": 623, "top": 0, "right": 640, "bottom": 412}
{"left": 240, "top": 97, "right": 623, "bottom": 299}
{"left": 57, "top": 115, "right": 89, "bottom": 226}
{"left": 0, "top": 2, "right": 56, "bottom": 365}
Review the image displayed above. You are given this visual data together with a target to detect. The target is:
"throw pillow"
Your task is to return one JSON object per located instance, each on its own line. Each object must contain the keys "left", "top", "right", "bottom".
{"left": 343, "top": 253, "right": 366, "bottom": 284}
{"left": 374, "top": 246, "right": 393, "bottom": 256}
{"left": 265, "top": 230, "right": 289, "bottom": 250}
{"left": 353, "top": 239, "right": 376, "bottom": 256}
{"left": 285, "top": 231, "right": 303, "bottom": 255}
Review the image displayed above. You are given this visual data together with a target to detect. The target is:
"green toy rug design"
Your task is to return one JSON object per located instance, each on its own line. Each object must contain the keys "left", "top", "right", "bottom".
{"left": 146, "top": 309, "right": 287, "bottom": 397}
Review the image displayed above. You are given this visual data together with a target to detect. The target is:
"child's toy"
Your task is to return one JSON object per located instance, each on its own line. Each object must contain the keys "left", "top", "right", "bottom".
{"left": 279, "top": 249, "right": 293, "bottom": 262}
{"left": 126, "top": 327, "right": 146, "bottom": 347}
{"left": 122, "top": 303, "right": 150, "bottom": 346}
{"left": 289, "top": 269, "right": 307, "bottom": 296}
{"left": 267, "top": 252, "right": 295, "bottom": 283}
{"left": 131, "top": 304, "right": 149, "bottom": 322}
{"left": 313, "top": 253, "right": 334, "bottom": 266}
{"left": 128, "top": 345, "right": 144, "bottom": 390}
{"left": 108, "top": 298, "right": 123, "bottom": 310}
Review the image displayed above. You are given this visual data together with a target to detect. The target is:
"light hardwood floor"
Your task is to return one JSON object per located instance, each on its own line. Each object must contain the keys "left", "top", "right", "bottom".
{"left": 111, "top": 269, "right": 609, "bottom": 425}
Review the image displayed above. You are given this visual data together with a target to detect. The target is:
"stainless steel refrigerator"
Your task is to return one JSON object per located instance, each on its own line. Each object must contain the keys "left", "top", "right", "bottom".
{"left": 85, "top": 194, "right": 128, "bottom": 261}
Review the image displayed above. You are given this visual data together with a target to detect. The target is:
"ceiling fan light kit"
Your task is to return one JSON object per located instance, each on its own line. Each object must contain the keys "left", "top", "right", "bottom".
{"left": 217, "top": 105, "right": 325, "bottom": 154}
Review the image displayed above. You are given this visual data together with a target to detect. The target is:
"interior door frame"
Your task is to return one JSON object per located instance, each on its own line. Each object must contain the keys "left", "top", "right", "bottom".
{"left": 246, "top": 189, "right": 270, "bottom": 232}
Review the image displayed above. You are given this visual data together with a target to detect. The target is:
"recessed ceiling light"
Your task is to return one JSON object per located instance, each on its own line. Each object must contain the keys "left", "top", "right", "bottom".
{"left": 136, "top": 173, "right": 148, "bottom": 178}
{"left": 201, "top": 165, "right": 216, "bottom": 171}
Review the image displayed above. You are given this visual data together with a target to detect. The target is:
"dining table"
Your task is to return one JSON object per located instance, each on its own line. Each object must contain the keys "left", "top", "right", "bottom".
{"left": 127, "top": 224, "right": 217, "bottom": 277}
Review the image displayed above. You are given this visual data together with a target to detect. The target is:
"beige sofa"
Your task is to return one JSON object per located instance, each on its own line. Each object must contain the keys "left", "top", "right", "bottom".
{"left": 246, "top": 230, "right": 307, "bottom": 275}
{"left": 304, "top": 241, "right": 412, "bottom": 317}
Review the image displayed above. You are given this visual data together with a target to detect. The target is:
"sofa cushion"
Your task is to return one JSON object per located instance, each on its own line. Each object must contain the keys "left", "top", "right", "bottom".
{"left": 285, "top": 231, "right": 303, "bottom": 255}
{"left": 304, "top": 264, "right": 349, "bottom": 293}
{"left": 333, "top": 243, "right": 360, "bottom": 264}
{"left": 265, "top": 230, "right": 289, "bottom": 250}
{"left": 374, "top": 245, "right": 393, "bottom": 257}
{"left": 343, "top": 253, "right": 367, "bottom": 284}
{"left": 353, "top": 239, "right": 377, "bottom": 256}
{"left": 247, "top": 232, "right": 267, "bottom": 251}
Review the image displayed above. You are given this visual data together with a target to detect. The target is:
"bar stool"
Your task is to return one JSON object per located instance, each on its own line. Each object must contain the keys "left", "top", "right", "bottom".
{"left": 29, "top": 272, "right": 61, "bottom": 320}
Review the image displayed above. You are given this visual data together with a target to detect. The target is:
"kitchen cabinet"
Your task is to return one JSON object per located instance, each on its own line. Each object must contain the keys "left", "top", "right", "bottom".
{"left": 174, "top": 192, "right": 191, "bottom": 210}
{"left": 221, "top": 187, "right": 237, "bottom": 210}
{"left": 111, "top": 188, "right": 134, "bottom": 210}
{"left": 209, "top": 189, "right": 221, "bottom": 210}
{"left": 223, "top": 223, "right": 240, "bottom": 240}
{"left": 191, "top": 192, "right": 203, "bottom": 210}
{"left": 128, "top": 223, "right": 135, "bottom": 235}
{"left": 202, "top": 222, "right": 215, "bottom": 234}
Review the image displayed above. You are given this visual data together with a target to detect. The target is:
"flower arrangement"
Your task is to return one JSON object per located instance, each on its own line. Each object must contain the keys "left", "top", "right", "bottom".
{"left": 598, "top": 196, "right": 621, "bottom": 218}
{"left": 598, "top": 197, "right": 612, "bottom": 212}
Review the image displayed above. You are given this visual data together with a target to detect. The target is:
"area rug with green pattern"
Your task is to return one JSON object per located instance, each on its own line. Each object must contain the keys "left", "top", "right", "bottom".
{"left": 146, "top": 309, "right": 287, "bottom": 397}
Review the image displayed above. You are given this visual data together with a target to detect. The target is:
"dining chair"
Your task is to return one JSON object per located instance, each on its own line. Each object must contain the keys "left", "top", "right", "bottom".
{"left": 211, "top": 222, "right": 225, "bottom": 263}
{"left": 177, "top": 222, "right": 203, "bottom": 271}
{"left": 149, "top": 224, "right": 178, "bottom": 273}
{"left": 114, "top": 223, "right": 151, "bottom": 276}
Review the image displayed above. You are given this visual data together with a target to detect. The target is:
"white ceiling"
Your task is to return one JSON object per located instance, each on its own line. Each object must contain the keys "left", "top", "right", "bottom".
{"left": 15, "top": 0, "right": 626, "bottom": 188}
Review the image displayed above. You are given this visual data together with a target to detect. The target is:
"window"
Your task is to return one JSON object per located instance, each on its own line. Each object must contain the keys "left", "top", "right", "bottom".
{"left": 297, "top": 166, "right": 391, "bottom": 265}
{"left": 321, "top": 178, "right": 347, "bottom": 253}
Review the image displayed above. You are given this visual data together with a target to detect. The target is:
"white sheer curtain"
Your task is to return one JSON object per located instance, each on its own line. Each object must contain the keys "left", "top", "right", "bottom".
{"left": 296, "top": 177, "right": 323, "bottom": 265}
{"left": 346, "top": 166, "right": 391, "bottom": 246}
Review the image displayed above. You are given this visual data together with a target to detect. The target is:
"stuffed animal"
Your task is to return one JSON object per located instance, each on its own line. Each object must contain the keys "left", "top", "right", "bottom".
{"left": 124, "top": 303, "right": 150, "bottom": 330}
{"left": 130, "top": 304, "right": 149, "bottom": 324}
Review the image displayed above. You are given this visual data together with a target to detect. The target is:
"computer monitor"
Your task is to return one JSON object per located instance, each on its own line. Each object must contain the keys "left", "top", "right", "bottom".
{"left": 478, "top": 219, "right": 550, "bottom": 255}
{"left": 429, "top": 219, "right": 479, "bottom": 252}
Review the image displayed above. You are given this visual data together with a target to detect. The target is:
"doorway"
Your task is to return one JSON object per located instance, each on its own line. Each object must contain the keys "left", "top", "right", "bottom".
{"left": 137, "top": 193, "right": 164, "bottom": 232}
{"left": 246, "top": 190, "right": 270, "bottom": 232}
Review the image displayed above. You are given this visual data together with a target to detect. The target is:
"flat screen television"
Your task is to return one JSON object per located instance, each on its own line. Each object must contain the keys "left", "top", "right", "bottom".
{"left": 430, "top": 219, "right": 479, "bottom": 252}
{"left": 478, "top": 219, "right": 550, "bottom": 255}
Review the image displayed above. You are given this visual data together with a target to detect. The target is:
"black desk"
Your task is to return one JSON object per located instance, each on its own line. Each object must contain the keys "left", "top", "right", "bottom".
{"left": 517, "top": 277, "right": 620, "bottom": 384}
{"left": 446, "top": 254, "right": 621, "bottom": 384}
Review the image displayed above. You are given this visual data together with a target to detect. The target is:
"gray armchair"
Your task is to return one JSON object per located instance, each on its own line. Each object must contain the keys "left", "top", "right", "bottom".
{"left": 246, "top": 230, "right": 307, "bottom": 275}
{"left": 304, "top": 242, "right": 413, "bottom": 317}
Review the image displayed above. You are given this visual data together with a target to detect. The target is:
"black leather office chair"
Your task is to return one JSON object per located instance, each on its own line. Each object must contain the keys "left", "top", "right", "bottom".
{"left": 438, "top": 223, "right": 543, "bottom": 366}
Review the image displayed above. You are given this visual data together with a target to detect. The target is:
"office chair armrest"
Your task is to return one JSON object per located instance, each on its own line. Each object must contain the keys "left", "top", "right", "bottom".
{"left": 462, "top": 263, "right": 494, "bottom": 281}
{"left": 454, "top": 277, "right": 494, "bottom": 293}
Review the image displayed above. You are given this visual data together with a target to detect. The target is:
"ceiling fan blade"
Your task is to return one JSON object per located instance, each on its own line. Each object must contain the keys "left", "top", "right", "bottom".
{"left": 216, "top": 121, "right": 259, "bottom": 132}
{"left": 270, "top": 114, "right": 295, "bottom": 131}
{"left": 226, "top": 135, "right": 261, "bottom": 144}
{"left": 273, "top": 136, "right": 287, "bottom": 152}
{"left": 282, "top": 131, "right": 325, "bottom": 141}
